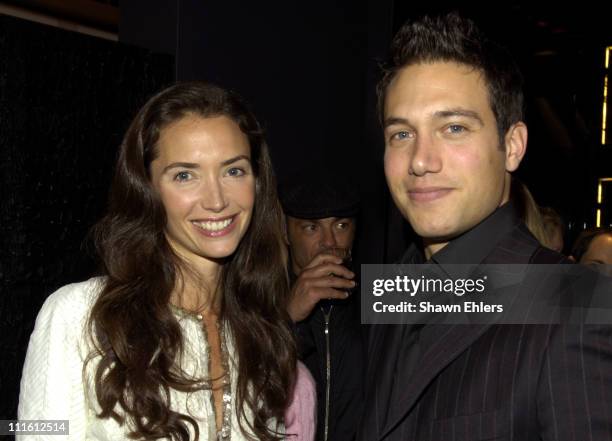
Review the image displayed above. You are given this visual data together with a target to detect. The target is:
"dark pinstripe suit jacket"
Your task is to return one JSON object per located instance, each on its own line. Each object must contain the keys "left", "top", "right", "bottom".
{"left": 358, "top": 206, "right": 612, "bottom": 441}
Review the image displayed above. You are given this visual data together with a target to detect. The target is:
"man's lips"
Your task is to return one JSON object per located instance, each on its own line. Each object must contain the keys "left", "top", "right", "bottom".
{"left": 407, "top": 187, "right": 453, "bottom": 202}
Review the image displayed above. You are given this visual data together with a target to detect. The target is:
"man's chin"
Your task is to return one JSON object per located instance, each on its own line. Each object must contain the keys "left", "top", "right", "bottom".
{"left": 410, "top": 220, "right": 454, "bottom": 239}
{"left": 416, "top": 226, "right": 462, "bottom": 244}
{"left": 421, "top": 233, "right": 452, "bottom": 242}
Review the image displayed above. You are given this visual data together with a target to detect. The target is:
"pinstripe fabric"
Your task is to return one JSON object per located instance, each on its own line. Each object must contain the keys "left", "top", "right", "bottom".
{"left": 358, "top": 209, "right": 612, "bottom": 441}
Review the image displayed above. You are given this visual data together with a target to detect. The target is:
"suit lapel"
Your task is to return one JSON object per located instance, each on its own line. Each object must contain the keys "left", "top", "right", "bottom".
{"left": 364, "top": 324, "right": 405, "bottom": 438}
{"left": 374, "top": 220, "right": 542, "bottom": 440}
{"left": 378, "top": 322, "right": 495, "bottom": 440}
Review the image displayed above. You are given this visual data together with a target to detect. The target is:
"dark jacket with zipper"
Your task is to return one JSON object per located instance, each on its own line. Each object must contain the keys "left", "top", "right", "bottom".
{"left": 294, "top": 274, "right": 365, "bottom": 441}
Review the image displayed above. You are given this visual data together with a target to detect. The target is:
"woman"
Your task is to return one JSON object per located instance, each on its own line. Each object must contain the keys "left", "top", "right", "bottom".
{"left": 19, "top": 82, "right": 313, "bottom": 440}
{"left": 571, "top": 227, "right": 612, "bottom": 266}
{"left": 510, "top": 178, "right": 565, "bottom": 252}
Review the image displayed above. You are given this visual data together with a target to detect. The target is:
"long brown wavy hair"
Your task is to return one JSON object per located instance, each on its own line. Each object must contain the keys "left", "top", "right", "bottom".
{"left": 87, "top": 82, "right": 296, "bottom": 440}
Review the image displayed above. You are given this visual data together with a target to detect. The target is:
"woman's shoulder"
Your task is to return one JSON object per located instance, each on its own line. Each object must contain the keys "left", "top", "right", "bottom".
{"left": 22, "top": 277, "right": 107, "bottom": 379}
{"left": 285, "top": 361, "right": 317, "bottom": 441}
{"left": 295, "top": 361, "right": 316, "bottom": 394}
{"left": 37, "top": 277, "right": 105, "bottom": 323}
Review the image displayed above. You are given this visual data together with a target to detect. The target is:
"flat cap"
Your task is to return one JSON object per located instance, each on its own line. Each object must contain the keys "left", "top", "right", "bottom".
{"left": 278, "top": 173, "right": 360, "bottom": 220}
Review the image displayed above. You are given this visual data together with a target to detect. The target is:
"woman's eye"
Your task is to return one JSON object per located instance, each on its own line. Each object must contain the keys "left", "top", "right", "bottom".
{"left": 227, "top": 167, "right": 245, "bottom": 177}
{"left": 174, "top": 171, "right": 192, "bottom": 182}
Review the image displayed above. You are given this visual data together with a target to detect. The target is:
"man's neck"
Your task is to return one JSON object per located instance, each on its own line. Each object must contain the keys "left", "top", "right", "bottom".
{"left": 423, "top": 239, "right": 449, "bottom": 260}
{"left": 421, "top": 201, "right": 517, "bottom": 264}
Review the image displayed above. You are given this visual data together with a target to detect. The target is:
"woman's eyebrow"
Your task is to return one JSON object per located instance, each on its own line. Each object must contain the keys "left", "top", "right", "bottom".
{"left": 220, "top": 155, "right": 250, "bottom": 166}
{"left": 162, "top": 155, "right": 251, "bottom": 173}
{"left": 163, "top": 162, "right": 199, "bottom": 173}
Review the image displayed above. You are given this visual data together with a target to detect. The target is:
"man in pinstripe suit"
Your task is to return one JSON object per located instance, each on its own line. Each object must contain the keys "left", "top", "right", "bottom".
{"left": 358, "top": 12, "right": 612, "bottom": 441}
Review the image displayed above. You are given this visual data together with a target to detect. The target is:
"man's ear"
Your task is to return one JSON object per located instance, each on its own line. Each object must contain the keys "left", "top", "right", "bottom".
{"left": 504, "top": 122, "right": 528, "bottom": 172}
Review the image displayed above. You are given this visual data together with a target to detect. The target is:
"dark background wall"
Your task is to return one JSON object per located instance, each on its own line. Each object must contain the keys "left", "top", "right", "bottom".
{"left": 0, "top": 13, "right": 173, "bottom": 421}
{"left": 121, "top": 1, "right": 366, "bottom": 174}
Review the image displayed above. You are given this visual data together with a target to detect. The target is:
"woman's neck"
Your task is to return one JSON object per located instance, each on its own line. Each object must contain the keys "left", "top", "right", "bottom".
{"left": 171, "top": 260, "right": 222, "bottom": 316}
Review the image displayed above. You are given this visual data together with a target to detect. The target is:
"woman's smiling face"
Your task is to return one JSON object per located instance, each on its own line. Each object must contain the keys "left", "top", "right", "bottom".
{"left": 149, "top": 114, "right": 255, "bottom": 267}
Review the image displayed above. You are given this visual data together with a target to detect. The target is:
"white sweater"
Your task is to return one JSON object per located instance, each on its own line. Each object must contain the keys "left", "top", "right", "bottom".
{"left": 18, "top": 278, "right": 269, "bottom": 440}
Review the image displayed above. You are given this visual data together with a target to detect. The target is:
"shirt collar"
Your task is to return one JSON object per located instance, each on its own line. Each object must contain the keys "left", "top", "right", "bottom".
{"left": 398, "top": 202, "right": 521, "bottom": 271}
{"left": 431, "top": 202, "right": 521, "bottom": 266}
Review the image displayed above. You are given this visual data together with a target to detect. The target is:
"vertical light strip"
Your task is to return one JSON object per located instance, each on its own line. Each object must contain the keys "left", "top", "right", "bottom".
{"left": 596, "top": 178, "right": 612, "bottom": 227}
{"left": 604, "top": 75, "right": 608, "bottom": 145}
{"left": 596, "top": 209, "right": 601, "bottom": 228}
{"left": 603, "top": 47, "right": 611, "bottom": 145}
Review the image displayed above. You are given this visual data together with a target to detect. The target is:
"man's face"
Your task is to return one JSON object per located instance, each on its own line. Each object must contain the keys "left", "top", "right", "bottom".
{"left": 383, "top": 61, "right": 526, "bottom": 253}
{"left": 286, "top": 216, "right": 356, "bottom": 274}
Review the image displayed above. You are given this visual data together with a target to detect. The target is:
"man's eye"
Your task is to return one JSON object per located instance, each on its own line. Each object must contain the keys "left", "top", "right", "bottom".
{"left": 174, "top": 171, "right": 192, "bottom": 182}
{"left": 303, "top": 224, "right": 317, "bottom": 232}
{"left": 391, "top": 131, "right": 411, "bottom": 141}
{"left": 227, "top": 167, "right": 245, "bottom": 177}
{"left": 446, "top": 124, "right": 466, "bottom": 134}
{"left": 336, "top": 222, "right": 349, "bottom": 230}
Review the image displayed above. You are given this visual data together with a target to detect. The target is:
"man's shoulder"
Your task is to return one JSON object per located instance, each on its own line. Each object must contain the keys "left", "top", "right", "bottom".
{"left": 528, "top": 246, "right": 573, "bottom": 264}
{"left": 484, "top": 224, "right": 569, "bottom": 264}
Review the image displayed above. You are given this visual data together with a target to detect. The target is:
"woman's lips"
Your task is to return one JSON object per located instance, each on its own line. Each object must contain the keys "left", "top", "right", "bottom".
{"left": 407, "top": 188, "right": 453, "bottom": 202}
{"left": 191, "top": 215, "right": 238, "bottom": 237}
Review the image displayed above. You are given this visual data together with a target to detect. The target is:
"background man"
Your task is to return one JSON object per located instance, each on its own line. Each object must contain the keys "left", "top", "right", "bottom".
{"left": 279, "top": 174, "right": 363, "bottom": 441}
{"left": 359, "top": 12, "right": 612, "bottom": 441}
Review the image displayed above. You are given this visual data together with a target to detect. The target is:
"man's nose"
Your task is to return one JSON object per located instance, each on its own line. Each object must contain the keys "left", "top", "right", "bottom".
{"left": 320, "top": 225, "right": 338, "bottom": 248}
{"left": 409, "top": 133, "right": 442, "bottom": 176}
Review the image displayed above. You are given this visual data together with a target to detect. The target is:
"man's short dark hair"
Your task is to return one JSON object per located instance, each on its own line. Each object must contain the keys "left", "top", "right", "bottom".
{"left": 378, "top": 12, "right": 524, "bottom": 144}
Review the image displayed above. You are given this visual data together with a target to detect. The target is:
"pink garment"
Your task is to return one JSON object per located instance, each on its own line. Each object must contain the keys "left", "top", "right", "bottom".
{"left": 285, "top": 361, "right": 317, "bottom": 440}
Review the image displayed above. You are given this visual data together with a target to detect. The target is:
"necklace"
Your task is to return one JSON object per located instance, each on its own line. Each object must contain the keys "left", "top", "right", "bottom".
{"left": 171, "top": 305, "right": 232, "bottom": 439}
